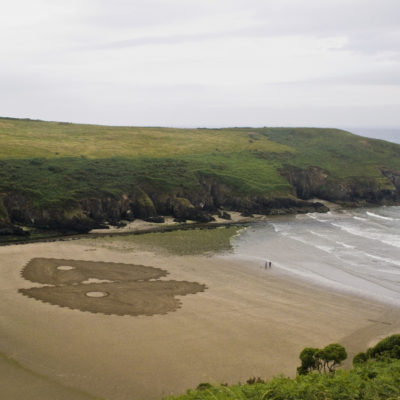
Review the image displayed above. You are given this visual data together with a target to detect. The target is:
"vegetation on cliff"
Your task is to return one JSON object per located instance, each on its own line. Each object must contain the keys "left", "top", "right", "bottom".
{"left": 1, "top": 117, "right": 400, "bottom": 235}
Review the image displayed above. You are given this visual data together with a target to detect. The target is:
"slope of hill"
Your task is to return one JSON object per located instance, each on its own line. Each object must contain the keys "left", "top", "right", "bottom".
{"left": 1, "top": 117, "right": 400, "bottom": 235}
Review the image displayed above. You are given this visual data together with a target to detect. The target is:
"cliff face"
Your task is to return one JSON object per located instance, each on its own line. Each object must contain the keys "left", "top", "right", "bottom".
{"left": 381, "top": 168, "right": 400, "bottom": 196}
{"left": 1, "top": 176, "right": 329, "bottom": 235}
{"left": 283, "top": 166, "right": 400, "bottom": 205}
{"left": 3, "top": 166, "right": 400, "bottom": 236}
{"left": 0, "top": 195, "right": 29, "bottom": 236}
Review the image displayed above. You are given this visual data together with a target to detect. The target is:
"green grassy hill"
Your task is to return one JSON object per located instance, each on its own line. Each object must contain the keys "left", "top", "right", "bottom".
{"left": 0, "top": 117, "right": 400, "bottom": 235}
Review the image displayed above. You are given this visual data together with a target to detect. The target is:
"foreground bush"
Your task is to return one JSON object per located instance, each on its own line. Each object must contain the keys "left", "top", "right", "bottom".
{"left": 164, "top": 359, "right": 400, "bottom": 400}
{"left": 354, "top": 334, "right": 400, "bottom": 364}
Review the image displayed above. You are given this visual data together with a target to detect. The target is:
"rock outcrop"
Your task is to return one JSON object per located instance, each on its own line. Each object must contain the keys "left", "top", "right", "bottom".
{"left": 2, "top": 166, "right": 399, "bottom": 236}
{"left": 283, "top": 166, "right": 400, "bottom": 205}
{"left": 381, "top": 168, "right": 400, "bottom": 195}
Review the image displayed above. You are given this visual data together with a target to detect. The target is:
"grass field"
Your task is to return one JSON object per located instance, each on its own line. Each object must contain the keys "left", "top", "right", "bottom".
{"left": 1, "top": 117, "right": 400, "bottom": 218}
{"left": 0, "top": 118, "right": 291, "bottom": 159}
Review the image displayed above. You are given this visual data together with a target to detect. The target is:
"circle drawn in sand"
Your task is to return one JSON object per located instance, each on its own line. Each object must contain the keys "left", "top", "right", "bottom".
{"left": 19, "top": 258, "right": 206, "bottom": 317}
{"left": 86, "top": 291, "right": 109, "bottom": 298}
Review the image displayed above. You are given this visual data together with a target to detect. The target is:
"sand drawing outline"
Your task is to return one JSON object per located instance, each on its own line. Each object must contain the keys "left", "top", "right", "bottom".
{"left": 19, "top": 258, "right": 207, "bottom": 317}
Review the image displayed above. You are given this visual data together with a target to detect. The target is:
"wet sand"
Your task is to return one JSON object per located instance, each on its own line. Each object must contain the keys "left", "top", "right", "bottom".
{"left": 0, "top": 240, "right": 399, "bottom": 400}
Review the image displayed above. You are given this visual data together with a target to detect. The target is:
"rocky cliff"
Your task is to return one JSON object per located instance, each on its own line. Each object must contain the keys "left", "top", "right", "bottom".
{"left": 1, "top": 176, "right": 331, "bottom": 236}
{"left": 283, "top": 166, "right": 400, "bottom": 205}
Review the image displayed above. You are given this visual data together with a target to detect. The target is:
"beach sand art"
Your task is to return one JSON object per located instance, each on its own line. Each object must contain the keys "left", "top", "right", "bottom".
{"left": 19, "top": 258, "right": 206, "bottom": 316}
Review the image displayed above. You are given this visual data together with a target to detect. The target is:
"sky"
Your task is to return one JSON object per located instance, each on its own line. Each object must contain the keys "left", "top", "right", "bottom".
{"left": 1, "top": 0, "right": 400, "bottom": 131}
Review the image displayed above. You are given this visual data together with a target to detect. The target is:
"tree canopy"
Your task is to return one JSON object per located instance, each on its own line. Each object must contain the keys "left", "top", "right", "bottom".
{"left": 298, "top": 343, "right": 347, "bottom": 375}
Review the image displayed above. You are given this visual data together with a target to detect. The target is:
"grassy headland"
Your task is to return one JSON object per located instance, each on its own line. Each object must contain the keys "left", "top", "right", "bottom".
{"left": 1, "top": 117, "right": 400, "bottom": 236}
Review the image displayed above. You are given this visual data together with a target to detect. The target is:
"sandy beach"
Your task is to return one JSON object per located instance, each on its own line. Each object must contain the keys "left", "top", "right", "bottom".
{"left": 0, "top": 239, "right": 399, "bottom": 400}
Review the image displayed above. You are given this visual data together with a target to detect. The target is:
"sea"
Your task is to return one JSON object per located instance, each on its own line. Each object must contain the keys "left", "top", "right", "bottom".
{"left": 230, "top": 206, "right": 400, "bottom": 307}
{"left": 344, "top": 128, "right": 400, "bottom": 144}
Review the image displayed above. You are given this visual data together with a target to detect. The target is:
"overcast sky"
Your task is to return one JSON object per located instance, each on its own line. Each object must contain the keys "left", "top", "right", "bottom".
{"left": 1, "top": 0, "right": 400, "bottom": 130}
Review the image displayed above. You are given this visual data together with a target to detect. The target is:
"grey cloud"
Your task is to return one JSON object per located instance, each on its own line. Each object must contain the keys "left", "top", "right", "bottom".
{"left": 245, "top": 0, "right": 400, "bottom": 35}
{"left": 2, "top": 0, "right": 400, "bottom": 129}
{"left": 78, "top": 30, "right": 237, "bottom": 51}
{"left": 342, "top": 29, "right": 400, "bottom": 55}
{"left": 76, "top": 0, "right": 400, "bottom": 57}
{"left": 78, "top": 0, "right": 214, "bottom": 30}
{"left": 291, "top": 67, "right": 400, "bottom": 87}
{"left": 82, "top": 0, "right": 400, "bottom": 35}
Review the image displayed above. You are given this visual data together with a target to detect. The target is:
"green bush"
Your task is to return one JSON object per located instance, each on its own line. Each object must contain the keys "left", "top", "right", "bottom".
{"left": 164, "top": 359, "right": 400, "bottom": 400}
{"left": 164, "top": 335, "right": 400, "bottom": 400}
{"left": 353, "top": 334, "right": 400, "bottom": 364}
{"left": 367, "top": 334, "right": 400, "bottom": 360}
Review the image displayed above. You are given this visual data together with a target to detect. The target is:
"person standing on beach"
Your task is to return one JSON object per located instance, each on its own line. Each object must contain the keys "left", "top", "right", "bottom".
{"left": 265, "top": 261, "right": 272, "bottom": 269}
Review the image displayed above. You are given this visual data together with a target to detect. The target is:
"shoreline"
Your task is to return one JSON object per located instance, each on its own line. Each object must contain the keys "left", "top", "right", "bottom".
{"left": 225, "top": 250, "right": 400, "bottom": 310}
{"left": 227, "top": 203, "right": 400, "bottom": 309}
{"left": 2, "top": 199, "right": 395, "bottom": 247}
{"left": 0, "top": 212, "right": 262, "bottom": 247}
{"left": 0, "top": 239, "right": 398, "bottom": 400}
{"left": 0, "top": 218, "right": 259, "bottom": 247}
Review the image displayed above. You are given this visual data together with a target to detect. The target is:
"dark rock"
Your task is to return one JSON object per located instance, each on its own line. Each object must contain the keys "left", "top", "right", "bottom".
{"left": 282, "top": 166, "right": 400, "bottom": 205}
{"left": 121, "top": 209, "right": 135, "bottom": 221}
{"left": 131, "top": 188, "right": 157, "bottom": 219}
{"left": 12, "top": 226, "right": 30, "bottom": 236}
{"left": 54, "top": 216, "right": 98, "bottom": 234}
{"left": 381, "top": 168, "right": 400, "bottom": 195}
{"left": 0, "top": 225, "right": 30, "bottom": 237}
{"left": 312, "top": 202, "right": 330, "bottom": 213}
{"left": 0, "top": 227, "right": 15, "bottom": 236}
{"left": 80, "top": 196, "right": 131, "bottom": 222}
{"left": 219, "top": 211, "right": 231, "bottom": 220}
{"left": 170, "top": 197, "right": 215, "bottom": 222}
{"left": 171, "top": 197, "right": 195, "bottom": 220}
{"left": 192, "top": 212, "right": 215, "bottom": 223}
{"left": 145, "top": 216, "right": 165, "bottom": 223}
{"left": 95, "top": 224, "right": 109, "bottom": 229}
{"left": 173, "top": 217, "right": 187, "bottom": 223}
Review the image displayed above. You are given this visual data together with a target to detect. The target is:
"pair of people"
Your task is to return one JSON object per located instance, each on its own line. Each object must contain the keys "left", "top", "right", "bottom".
{"left": 264, "top": 261, "right": 272, "bottom": 269}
